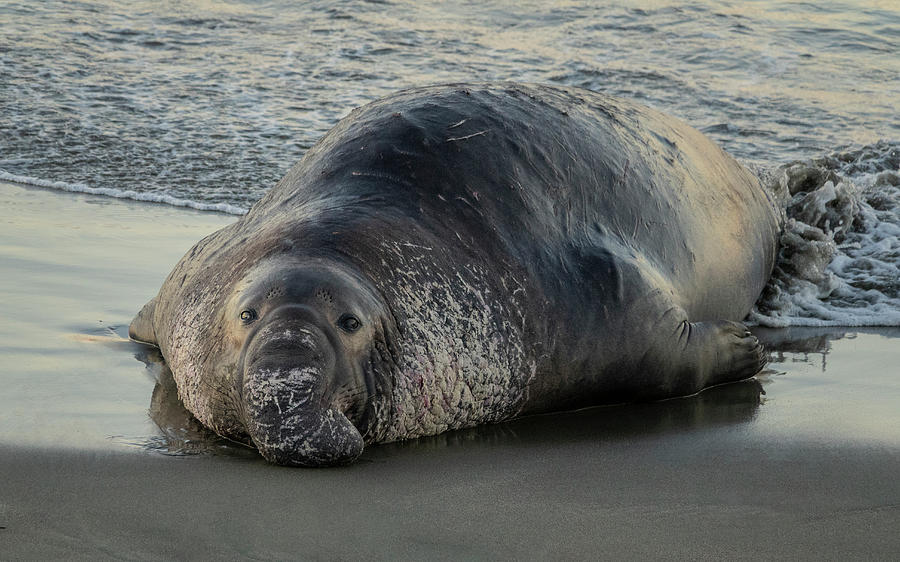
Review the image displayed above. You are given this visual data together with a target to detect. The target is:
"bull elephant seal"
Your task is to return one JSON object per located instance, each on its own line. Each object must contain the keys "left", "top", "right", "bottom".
{"left": 130, "top": 83, "right": 782, "bottom": 466}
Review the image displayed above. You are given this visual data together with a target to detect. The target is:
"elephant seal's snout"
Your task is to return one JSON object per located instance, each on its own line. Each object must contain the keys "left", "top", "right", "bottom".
{"left": 241, "top": 316, "right": 364, "bottom": 467}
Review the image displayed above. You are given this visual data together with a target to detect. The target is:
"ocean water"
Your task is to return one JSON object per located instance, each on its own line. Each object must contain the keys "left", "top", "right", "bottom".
{"left": 1, "top": 0, "right": 897, "bottom": 326}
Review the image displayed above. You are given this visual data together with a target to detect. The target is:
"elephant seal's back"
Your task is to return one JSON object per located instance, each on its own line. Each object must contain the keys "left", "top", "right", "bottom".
{"left": 255, "top": 83, "right": 781, "bottom": 320}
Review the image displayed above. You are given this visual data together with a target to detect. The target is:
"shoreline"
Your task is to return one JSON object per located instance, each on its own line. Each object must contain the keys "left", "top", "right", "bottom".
{"left": 2, "top": 179, "right": 899, "bottom": 558}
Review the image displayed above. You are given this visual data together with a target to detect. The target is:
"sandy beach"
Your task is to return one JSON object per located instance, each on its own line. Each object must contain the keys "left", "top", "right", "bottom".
{"left": 1, "top": 179, "right": 899, "bottom": 559}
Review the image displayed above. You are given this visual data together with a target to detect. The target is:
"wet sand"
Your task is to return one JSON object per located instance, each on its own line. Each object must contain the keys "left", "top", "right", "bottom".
{"left": 1, "top": 180, "right": 899, "bottom": 559}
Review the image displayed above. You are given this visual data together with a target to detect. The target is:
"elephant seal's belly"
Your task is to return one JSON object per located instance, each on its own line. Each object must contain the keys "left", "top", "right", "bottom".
{"left": 130, "top": 83, "right": 782, "bottom": 466}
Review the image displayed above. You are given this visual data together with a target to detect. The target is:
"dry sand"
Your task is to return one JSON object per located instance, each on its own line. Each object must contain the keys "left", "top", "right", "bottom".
{"left": 1, "top": 180, "right": 899, "bottom": 560}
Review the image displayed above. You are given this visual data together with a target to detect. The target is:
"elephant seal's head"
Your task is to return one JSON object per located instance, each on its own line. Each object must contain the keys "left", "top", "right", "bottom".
{"left": 214, "top": 257, "right": 396, "bottom": 466}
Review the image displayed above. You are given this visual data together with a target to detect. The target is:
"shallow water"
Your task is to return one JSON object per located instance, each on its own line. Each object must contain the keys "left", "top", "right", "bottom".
{"left": 2, "top": 0, "right": 897, "bottom": 205}
{"left": 1, "top": 2, "right": 898, "bottom": 324}
{"left": 0, "top": 182, "right": 233, "bottom": 450}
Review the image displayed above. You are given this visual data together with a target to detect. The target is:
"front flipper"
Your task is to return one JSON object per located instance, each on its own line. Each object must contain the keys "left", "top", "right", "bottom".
{"left": 575, "top": 244, "right": 766, "bottom": 401}
{"left": 129, "top": 297, "right": 158, "bottom": 347}
{"left": 675, "top": 318, "right": 767, "bottom": 387}
{"left": 640, "top": 310, "right": 767, "bottom": 399}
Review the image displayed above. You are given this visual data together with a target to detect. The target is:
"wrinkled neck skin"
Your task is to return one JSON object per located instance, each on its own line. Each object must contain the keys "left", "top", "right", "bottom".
{"left": 363, "top": 236, "right": 538, "bottom": 444}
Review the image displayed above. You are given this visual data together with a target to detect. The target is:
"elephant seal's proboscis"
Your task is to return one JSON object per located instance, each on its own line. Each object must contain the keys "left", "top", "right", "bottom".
{"left": 130, "top": 83, "right": 782, "bottom": 466}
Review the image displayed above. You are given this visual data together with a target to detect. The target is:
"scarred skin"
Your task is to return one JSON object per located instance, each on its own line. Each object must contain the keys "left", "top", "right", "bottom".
{"left": 130, "top": 83, "right": 782, "bottom": 466}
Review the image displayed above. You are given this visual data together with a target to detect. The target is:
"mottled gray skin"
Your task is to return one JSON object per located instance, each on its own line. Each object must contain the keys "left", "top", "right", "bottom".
{"left": 130, "top": 83, "right": 782, "bottom": 466}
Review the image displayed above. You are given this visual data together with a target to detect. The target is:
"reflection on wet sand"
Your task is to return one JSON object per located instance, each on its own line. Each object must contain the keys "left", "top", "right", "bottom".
{"left": 136, "top": 326, "right": 900, "bottom": 461}
{"left": 757, "top": 326, "right": 900, "bottom": 371}
{"left": 136, "top": 343, "right": 764, "bottom": 461}
{"left": 135, "top": 346, "right": 255, "bottom": 458}
{"left": 757, "top": 326, "right": 846, "bottom": 372}
{"left": 378, "top": 379, "right": 764, "bottom": 458}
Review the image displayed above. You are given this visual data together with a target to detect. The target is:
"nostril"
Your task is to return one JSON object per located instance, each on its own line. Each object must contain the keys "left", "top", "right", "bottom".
{"left": 267, "top": 330, "right": 319, "bottom": 350}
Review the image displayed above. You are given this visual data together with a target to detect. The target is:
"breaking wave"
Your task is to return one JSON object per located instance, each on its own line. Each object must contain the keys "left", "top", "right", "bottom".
{"left": 750, "top": 140, "right": 900, "bottom": 327}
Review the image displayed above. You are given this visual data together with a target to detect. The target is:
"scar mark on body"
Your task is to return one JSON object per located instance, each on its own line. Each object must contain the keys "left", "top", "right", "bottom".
{"left": 448, "top": 119, "right": 469, "bottom": 129}
{"left": 446, "top": 131, "right": 487, "bottom": 142}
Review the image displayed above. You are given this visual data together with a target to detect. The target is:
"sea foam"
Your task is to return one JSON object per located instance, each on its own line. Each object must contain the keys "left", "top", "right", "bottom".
{"left": 0, "top": 169, "right": 249, "bottom": 216}
{"left": 749, "top": 141, "right": 900, "bottom": 327}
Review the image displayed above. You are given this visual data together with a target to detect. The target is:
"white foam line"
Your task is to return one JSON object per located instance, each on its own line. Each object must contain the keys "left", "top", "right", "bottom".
{"left": 0, "top": 169, "right": 249, "bottom": 215}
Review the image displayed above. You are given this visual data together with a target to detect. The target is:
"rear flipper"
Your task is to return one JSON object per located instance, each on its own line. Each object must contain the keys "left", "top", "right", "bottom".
{"left": 640, "top": 314, "right": 767, "bottom": 399}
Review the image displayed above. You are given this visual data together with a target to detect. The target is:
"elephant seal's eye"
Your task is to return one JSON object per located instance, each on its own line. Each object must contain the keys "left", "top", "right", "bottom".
{"left": 339, "top": 314, "right": 361, "bottom": 333}
{"left": 240, "top": 309, "right": 257, "bottom": 324}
